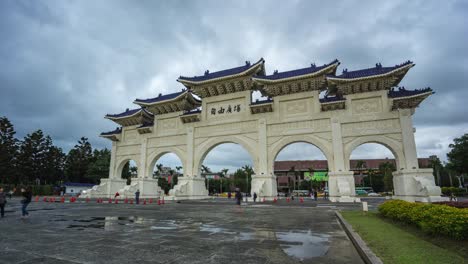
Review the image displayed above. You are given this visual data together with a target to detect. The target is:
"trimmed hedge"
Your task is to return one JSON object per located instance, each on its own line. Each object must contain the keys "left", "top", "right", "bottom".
{"left": 379, "top": 200, "right": 468, "bottom": 240}
{"left": 441, "top": 187, "right": 467, "bottom": 196}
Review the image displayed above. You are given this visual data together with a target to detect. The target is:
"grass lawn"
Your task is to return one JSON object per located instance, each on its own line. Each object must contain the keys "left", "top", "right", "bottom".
{"left": 341, "top": 211, "right": 467, "bottom": 264}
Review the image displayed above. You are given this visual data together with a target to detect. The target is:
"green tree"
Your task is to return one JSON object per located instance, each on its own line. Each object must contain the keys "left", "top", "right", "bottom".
{"left": 447, "top": 134, "right": 468, "bottom": 176}
{"left": 0, "top": 117, "right": 18, "bottom": 184}
{"left": 379, "top": 162, "right": 395, "bottom": 193}
{"left": 87, "top": 148, "right": 111, "bottom": 184}
{"left": 64, "top": 137, "right": 93, "bottom": 183}
{"left": 158, "top": 177, "right": 170, "bottom": 194}
{"left": 356, "top": 160, "right": 366, "bottom": 187}
{"left": 17, "top": 130, "right": 49, "bottom": 184}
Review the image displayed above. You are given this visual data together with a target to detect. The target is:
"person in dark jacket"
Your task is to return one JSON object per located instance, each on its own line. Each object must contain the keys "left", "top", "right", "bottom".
{"left": 253, "top": 192, "right": 257, "bottom": 203}
{"left": 234, "top": 188, "right": 242, "bottom": 206}
{"left": 21, "top": 187, "right": 32, "bottom": 218}
{"left": 0, "top": 187, "right": 6, "bottom": 218}
{"left": 135, "top": 190, "right": 140, "bottom": 204}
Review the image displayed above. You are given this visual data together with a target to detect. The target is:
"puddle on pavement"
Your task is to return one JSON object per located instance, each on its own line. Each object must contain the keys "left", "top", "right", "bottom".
{"left": 200, "top": 224, "right": 237, "bottom": 235}
{"left": 63, "top": 216, "right": 141, "bottom": 230}
{"left": 276, "top": 230, "right": 330, "bottom": 261}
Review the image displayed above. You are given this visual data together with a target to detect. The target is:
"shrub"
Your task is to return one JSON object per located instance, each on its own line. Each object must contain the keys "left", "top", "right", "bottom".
{"left": 441, "top": 187, "right": 466, "bottom": 196}
{"left": 379, "top": 200, "right": 468, "bottom": 240}
{"left": 433, "top": 201, "right": 468, "bottom": 209}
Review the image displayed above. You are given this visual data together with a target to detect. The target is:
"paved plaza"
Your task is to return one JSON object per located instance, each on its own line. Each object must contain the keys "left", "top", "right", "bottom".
{"left": 0, "top": 198, "right": 375, "bottom": 264}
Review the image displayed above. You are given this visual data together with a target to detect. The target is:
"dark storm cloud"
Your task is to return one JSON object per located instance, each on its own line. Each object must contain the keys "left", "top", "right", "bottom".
{"left": 1, "top": 0, "right": 467, "bottom": 164}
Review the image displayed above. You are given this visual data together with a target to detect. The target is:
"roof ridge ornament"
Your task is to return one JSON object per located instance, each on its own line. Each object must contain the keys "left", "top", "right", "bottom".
{"left": 204, "top": 70, "right": 209, "bottom": 76}
{"left": 376, "top": 63, "right": 382, "bottom": 68}
{"left": 126, "top": 108, "right": 129, "bottom": 112}
{"left": 342, "top": 68, "right": 348, "bottom": 73}
{"left": 311, "top": 63, "right": 316, "bottom": 68}
{"left": 245, "top": 61, "right": 251, "bottom": 66}
{"left": 158, "top": 93, "right": 162, "bottom": 97}
{"left": 273, "top": 70, "right": 279, "bottom": 75}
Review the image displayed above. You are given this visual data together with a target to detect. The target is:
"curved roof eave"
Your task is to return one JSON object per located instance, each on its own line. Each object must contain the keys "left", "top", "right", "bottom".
{"left": 327, "top": 63, "right": 414, "bottom": 82}
{"left": 177, "top": 58, "right": 265, "bottom": 86}
{"left": 252, "top": 60, "right": 340, "bottom": 84}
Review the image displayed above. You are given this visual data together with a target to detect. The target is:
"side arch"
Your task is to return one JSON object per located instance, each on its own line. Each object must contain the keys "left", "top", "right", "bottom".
{"left": 146, "top": 147, "right": 187, "bottom": 178}
{"left": 268, "top": 134, "right": 334, "bottom": 172}
{"left": 193, "top": 135, "right": 258, "bottom": 176}
{"left": 343, "top": 136, "right": 406, "bottom": 170}
{"left": 114, "top": 156, "right": 140, "bottom": 179}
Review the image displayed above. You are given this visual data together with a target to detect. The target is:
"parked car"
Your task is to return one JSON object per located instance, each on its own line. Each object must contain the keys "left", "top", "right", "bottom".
{"left": 367, "top": 192, "right": 381, "bottom": 197}
{"left": 355, "top": 189, "right": 368, "bottom": 195}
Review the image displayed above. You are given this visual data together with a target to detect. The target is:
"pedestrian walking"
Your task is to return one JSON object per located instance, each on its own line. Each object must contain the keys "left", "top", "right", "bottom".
{"left": 8, "top": 189, "right": 13, "bottom": 200}
{"left": 21, "top": 187, "right": 32, "bottom": 218}
{"left": 234, "top": 188, "right": 242, "bottom": 206}
{"left": 0, "top": 187, "right": 7, "bottom": 218}
{"left": 135, "top": 189, "right": 140, "bottom": 204}
{"left": 253, "top": 192, "right": 257, "bottom": 203}
{"left": 314, "top": 190, "right": 318, "bottom": 201}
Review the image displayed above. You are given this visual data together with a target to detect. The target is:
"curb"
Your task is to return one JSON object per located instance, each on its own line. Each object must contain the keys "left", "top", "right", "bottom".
{"left": 335, "top": 211, "right": 383, "bottom": 264}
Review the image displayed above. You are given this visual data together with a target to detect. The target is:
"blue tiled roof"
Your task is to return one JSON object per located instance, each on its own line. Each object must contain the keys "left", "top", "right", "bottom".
{"left": 106, "top": 108, "right": 142, "bottom": 118}
{"left": 388, "top": 87, "right": 433, "bottom": 98}
{"left": 135, "top": 90, "right": 187, "bottom": 104}
{"left": 319, "top": 96, "right": 346, "bottom": 103}
{"left": 100, "top": 127, "right": 122, "bottom": 136}
{"left": 331, "top": 61, "right": 413, "bottom": 79}
{"left": 63, "top": 182, "right": 95, "bottom": 187}
{"left": 251, "top": 98, "right": 273, "bottom": 105}
{"left": 178, "top": 58, "right": 264, "bottom": 82}
{"left": 255, "top": 59, "right": 339, "bottom": 80}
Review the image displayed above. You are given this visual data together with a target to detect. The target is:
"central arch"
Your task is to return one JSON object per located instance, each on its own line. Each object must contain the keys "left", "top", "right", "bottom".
{"left": 268, "top": 135, "right": 334, "bottom": 173}
{"left": 193, "top": 136, "right": 259, "bottom": 176}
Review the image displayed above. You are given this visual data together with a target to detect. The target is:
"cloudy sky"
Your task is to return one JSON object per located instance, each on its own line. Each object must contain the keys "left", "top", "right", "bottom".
{"left": 1, "top": 0, "right": 467, "bottom": 173}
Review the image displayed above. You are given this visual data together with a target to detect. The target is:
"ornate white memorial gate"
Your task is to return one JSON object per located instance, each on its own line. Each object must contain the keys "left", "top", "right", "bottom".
{"left": 86, "top": 58, "right": 444, "bottom": 202}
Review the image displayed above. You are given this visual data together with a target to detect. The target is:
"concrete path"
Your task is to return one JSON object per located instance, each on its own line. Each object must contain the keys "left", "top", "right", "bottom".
{"left": 0, "top": 199, "right": 364, "bottom": 264}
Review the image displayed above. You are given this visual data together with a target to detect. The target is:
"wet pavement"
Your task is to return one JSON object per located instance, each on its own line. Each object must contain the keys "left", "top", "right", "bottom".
{"left": 0, "top": 198, "right": 364, "bottom": 264}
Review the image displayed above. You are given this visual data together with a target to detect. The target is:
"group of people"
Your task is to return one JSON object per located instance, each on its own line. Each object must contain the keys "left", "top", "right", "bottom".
{"left": 0, "top": 186, "right": 33, "bottom": 219}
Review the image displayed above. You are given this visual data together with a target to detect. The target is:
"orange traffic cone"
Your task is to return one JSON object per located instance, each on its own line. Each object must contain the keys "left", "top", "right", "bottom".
{"left": 149, "top": 198, "right": 153, "bottom": 204}
{"left": 34, "top": 196, "right": 39, "bottom": 202}
{"left": 157, "top": 199, "right": 161, "bottom": 205}
{"left": 61, "top": 197, "right": 65, "bottom": 203}
{"left": 108, "top": 198, "right": 112, "bottom": 204}
{"left": 273, "top": 198, "right": 277, "bottom": 203}
{"left": 162, "top": 197, "right": 165, "bottom": 204}
{"left": 115, "top": 199, "right": 118, "bottom": 204}
{"left": 130, "top": 199, "right": 134, "bottom": 204}
{"left": 143, "top": 199, "right": 147, "bottom": 205}
{"left": 286, "top": 197, "right": 290, "bottom": 203}
{"left": 86, "top": 198, "right": 90, "bottom": 203}
{"left": 43, "top": 197, "right": 48, "bottom": 202}
{"left": 262, "top": 198, "right": 265, "bottom": 203}
{"left": 300, "top": 197, "right": 304, "bottom": 203}
{"left": 124, "top": 198, "right": 128, "bottom": 204}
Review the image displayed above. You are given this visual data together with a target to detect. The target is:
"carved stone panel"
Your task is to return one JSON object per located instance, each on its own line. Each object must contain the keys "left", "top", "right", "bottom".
{"left": 157, "top": 118, "right": 179, "bottom": 135}
{"left": 124, "top": 130, "right": 138, "bottom": 142}
{"left": 352, "top": 98, "right": 382, "bottom": 114}
{"left": 280, "top": 99, "right": 310, "bottom": 117}
{"left": 195, "top": 121, "right": 258, "bottom": 138}
{"left": 267, "top": 119, "right": 331, "bottom": 136}
{"left": 342, "top": 119, "right": 401, "bottom": 137}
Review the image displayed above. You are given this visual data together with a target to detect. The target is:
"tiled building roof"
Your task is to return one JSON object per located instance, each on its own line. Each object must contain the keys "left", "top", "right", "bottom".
{"left": 330, "top": 61, "right": 413, "bottom": 79}
{"left": 388, "top": 87, "right": 433, "bottom": 98}
{"left": 254, "top": 59, "right": 339, "bottom": 80}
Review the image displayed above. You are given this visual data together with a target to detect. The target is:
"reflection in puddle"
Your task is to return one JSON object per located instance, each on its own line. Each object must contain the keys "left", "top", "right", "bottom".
{"left": 150, "top": 220, "right": 181, "bottom": 230}
{"left": 200, "top": 224, "right": 236, "bottom": 235}
{"left": 276, "top": 230, "right": 330, "bottom": 261}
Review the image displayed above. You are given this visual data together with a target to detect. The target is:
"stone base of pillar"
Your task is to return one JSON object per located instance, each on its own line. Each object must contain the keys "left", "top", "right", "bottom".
{"left": 251, "top": 174, "right": 277, "bottom": 200}
{"left": 169, "top": 176, "right": 209, "bottom": 200}
{"left": 83, "top": 178, "right": 127, "bottom": 198}
{"left": 118, "top": 178, "right": 163, "bottom": 199}
{"left": 328, "top": 171, "right": 360, "bottom": 203}
{"left": 392, "top": 169, "right": 448, "bottom": 203}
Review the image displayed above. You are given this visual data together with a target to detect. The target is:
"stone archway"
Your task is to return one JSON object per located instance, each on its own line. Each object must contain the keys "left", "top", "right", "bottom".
{"left": 193, "top": 135, "right": 259, "bottom": 177}
{"left": 343, "top": 136, "right": 406, "bottom": 171}
{"left": 115, "top": 157, "right": 140, "bottom": 180}
{"left": 146, "top": 147, "right": 187, "bottom": 179}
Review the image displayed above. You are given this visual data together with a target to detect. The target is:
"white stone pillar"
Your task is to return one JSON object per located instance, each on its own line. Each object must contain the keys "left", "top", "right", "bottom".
{"left": 170, "top": 126, "right": 209, "bottom": 200}
{"left": 138, "top": 138, "right": 147, "bottom": 178}
{"left": 399, "top": 109, "right": 418, "bottom": 170}
{"left": 392, "top": 109, "right": 446, "bottom": 202}
{"left": 109, "top": 142, "right": 117, "bottom": 179}
{"left": 251, "top": 118, "right": 277, "bottom": 200}
{"left": 328, "top": 118, "right": 358, "bottom": 202}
